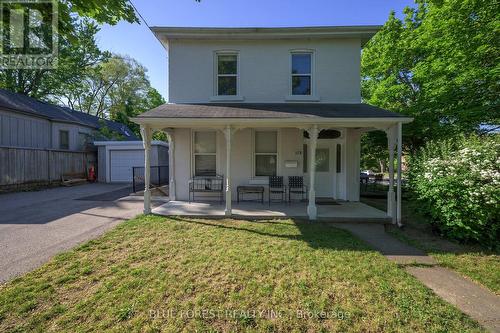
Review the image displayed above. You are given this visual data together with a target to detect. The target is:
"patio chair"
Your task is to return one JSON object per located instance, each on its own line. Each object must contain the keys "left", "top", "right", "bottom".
{"left": 288, "top": 176, "right": 308, "bottom": 202}
{"left": 269, "top": 176, "right": 286, "bottom": 205}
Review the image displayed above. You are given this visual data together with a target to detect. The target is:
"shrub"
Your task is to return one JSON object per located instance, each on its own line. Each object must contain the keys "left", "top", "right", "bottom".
{"left": 409, "top": 134, "right": 499, "bottom": 247}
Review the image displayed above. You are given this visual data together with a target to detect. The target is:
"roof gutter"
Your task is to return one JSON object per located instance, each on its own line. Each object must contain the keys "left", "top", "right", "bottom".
{"left": 131, "top": 116, "right": 413, "bottom": 128}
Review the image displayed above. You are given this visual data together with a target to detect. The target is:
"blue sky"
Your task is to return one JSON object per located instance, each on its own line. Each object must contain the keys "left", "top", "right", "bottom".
{"left": 96, "top": 0, "right": 414, "bottom": 100}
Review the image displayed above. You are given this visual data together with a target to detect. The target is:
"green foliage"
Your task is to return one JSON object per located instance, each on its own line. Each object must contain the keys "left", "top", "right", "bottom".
{"left": 362, "top": 0, "right": 500, "bottom": 151}
{"left": 0, "top": 0, "right": 138, "bottom": 97}
{"left": 94, "top": 120, "right": 125, "bottom": 141}
{"left": 361, "top": 131, "right": 389, "bottom": 172}
{"left": 61, "top": 0, "right": 138, "bottom": 26}
{"left": 0, "top": 20, "right": 108, "bottom": 99}
{"left": 104, "top": 58, "right": 166, "bottom": 138}
{"left": 409, "top": 135, "right": 500, "bottom": 247}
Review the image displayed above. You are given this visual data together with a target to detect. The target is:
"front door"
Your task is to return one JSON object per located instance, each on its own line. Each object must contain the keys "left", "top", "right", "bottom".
{"left": 304, "top": 141, "right": 336, "bottom": 198}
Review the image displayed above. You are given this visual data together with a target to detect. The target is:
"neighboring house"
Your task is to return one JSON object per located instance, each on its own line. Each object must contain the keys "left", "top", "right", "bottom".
{"left": 0, "top": 88, "right": 137, "bottom": 151}
{"left": 133, "top": 26, "right": 412, "bottom": 223}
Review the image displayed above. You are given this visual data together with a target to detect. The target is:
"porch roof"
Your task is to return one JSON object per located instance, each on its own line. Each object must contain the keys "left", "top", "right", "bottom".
{"left": 134, "top": 103, "right": 412, "bottom": 125}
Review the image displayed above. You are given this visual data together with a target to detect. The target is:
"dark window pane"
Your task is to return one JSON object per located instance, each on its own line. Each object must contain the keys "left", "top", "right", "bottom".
{"left": 303, "top": 143, "right": 307, "bottom": 173}
{"left": 218, "top": 76, "right": 237, "bottom": 95}
{"left": 59, "top": 130, "right": 69, "bottom": 150}
{"left": 336, "top": 144, "right": 342, "bottom": 173}
{"left": 195, "top": 155, "right": 216, "bottom": 176}
{"left": 292, "top": 54, "right": 311, "bottom": 74}
{"left": 218, "top": 54, "right": 237, "bottom": 74}
{"left": 292, "top": 76, "right": 311, "bottom": 95}
{"left": 255, "top": 155, "right": 277, "bottom": 176}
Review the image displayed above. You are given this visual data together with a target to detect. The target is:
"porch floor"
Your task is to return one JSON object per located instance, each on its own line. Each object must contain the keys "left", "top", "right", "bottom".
{"left": 153, "top": 200, "right": 391, "bottom": 223}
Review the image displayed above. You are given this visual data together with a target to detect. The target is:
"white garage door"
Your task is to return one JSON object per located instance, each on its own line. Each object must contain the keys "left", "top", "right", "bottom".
{"left": 110, "top": 150, "right": 144, "bottom": 182}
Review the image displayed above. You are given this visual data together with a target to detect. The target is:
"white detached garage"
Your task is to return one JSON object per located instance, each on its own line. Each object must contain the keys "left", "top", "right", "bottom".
{"left": 94, "top": 141, "right": 168, "bottom": 183}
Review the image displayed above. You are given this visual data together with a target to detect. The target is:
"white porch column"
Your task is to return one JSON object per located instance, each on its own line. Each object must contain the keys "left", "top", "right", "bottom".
{"left": 307, "top": 125, "right": 319, "bottom": 220}
{"left": 164, "top": 129, "right": 176, "bottom": 201}
{"left": 223, "top": 126, "right": 233, "bottom": 216}
{"left": 140, "top": 125, "right": 153, "bottom": 214}
{"left": 396, "top": 122, "right": 403, "bottom": 226}
{"left": 386, "top": 125, "right": 397, "bottom": 223}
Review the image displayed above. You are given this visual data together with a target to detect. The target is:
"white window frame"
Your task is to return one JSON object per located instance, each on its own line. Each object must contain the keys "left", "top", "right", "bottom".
{"left": 290, "top": 51, "right": 313, "bottom": 96}
{"left": 286, "top": 50, "right": 319, "bottom": 101}
{"left": 192, "top": 130, "right": 217, "bottom": 177}
{"left": 214, "top": 51, "right": 240, "bottom": 98}
{"left": 252, "top": 129, "right": 279, "bottom": 178}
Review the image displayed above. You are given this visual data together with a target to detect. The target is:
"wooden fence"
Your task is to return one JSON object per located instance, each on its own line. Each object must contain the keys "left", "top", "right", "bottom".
{"left": 0, "top": 146, "right": 97, "bottom": 188}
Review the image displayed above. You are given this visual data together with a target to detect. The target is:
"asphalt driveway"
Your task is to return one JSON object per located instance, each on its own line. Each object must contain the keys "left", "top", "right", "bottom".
{"left": 0, "top": 183, "right": 160, "bottom": 282}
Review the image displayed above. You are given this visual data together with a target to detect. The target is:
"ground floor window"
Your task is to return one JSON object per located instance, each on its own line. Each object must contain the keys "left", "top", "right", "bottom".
{"left": 194, "top": 131, "right": 216, "bottom": 176}
{"left": 254, "top": 130, "right": 277, "bottom": 176}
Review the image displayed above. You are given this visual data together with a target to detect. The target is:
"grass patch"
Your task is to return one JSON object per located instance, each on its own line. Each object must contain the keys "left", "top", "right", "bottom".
{"left": 362, "top": 196, "right": 500, "bottom": 294}
{"left": 0, "top": 215, "right": 483, "bottom": 332}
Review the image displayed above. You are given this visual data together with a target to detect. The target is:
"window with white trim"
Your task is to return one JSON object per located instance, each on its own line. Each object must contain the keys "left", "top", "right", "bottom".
{"left": 216, "top": 53, "right": 238, "bottom": 96}
{"left": 194, "top": 131, "right": 216, "bottom": 176}
{"left": 254, "top": 131, "right": 277, "bottom": 176}
{"left": 291, "top": 52, "right": 312, "bottom": 95}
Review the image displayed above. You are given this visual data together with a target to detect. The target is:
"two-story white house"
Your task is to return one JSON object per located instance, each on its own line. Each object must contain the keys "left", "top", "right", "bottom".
{"left": 133, "top": 26, "right": 412, "bottom": 223}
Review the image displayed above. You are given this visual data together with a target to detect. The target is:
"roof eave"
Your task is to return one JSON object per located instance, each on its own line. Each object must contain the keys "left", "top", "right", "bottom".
{"left": 131, "top": 116, "right": 414, "bottom": 128}
{"left": 151, "top": 25, "right": 380, "bottom": 46}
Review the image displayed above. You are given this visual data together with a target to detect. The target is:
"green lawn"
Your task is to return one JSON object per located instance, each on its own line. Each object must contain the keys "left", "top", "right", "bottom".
{"left": 361, "top": 196, "right": 500, "bottom": 295}
{"left": 0, "top": 216, "right": 482, "bottom": 332}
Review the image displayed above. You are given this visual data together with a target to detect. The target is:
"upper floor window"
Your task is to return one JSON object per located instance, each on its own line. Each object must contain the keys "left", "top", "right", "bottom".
{"left": 59, "top": 130, "right": 69, "bottom": 150}
{"left": 216, "top": 53, "right": 238, "bottom": 96}
{"left": 291, "top": 52, "right": 312, "bottom": 95}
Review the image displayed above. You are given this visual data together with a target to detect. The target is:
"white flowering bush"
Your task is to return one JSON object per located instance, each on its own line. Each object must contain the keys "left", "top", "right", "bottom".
{"left": 409, "top": 135, "right": 499, "bottom": 247}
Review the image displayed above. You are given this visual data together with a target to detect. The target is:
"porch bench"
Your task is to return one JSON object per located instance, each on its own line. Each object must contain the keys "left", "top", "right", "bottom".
{"left": 188, "top": 175, "right": 224, "bottom": 203}
{"left": 237, "top": 185, "right": 264, "bottom": 203}
{"left": 61, "top": 172, "right": 87, "bottom": 186}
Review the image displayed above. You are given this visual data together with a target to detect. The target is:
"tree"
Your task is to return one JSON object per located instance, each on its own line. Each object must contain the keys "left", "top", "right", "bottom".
{"left": 362, "top": 0, "right": 500, "bottom": 152}
{"left": 112, "top": 87, "right": 166, "bottom": 139}
{"left": 360, "top": 131, "right": 389, "bottom": 173}
{"left": 0, "top": 19, "right": 108, "bottom": 99}
{"left": 58, "top": 55, "right": 138, "bottom": 117}
{"left": 0, "top": 0, "right": 137, "bottom": 98}
{"left": 57, "top": 54, "right": 164, "bottom": 137}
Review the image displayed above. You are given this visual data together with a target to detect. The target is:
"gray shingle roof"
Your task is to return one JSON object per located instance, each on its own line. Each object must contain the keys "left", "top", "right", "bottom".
{"left": 0, "top": 88, "right": 138, "bottom": 139}
{"left": 138, "top": 103, "right": 407, "bottom": 119}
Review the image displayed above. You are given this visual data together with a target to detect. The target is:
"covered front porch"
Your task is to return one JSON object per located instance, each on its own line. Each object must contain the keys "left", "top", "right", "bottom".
{"left": 133, "top": 103, "right": 412, "bottom": 224}
{"left": 153, "top": 200, "right": 390, "bottom": 223}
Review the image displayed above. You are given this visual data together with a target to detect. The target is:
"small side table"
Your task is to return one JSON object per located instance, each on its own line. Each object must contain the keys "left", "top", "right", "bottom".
{"left": 237, "top": 185, "right": 265, "bottom": 203}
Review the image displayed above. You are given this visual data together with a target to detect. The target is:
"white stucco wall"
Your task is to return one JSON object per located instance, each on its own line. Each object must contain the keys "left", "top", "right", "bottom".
{"left": 167, "top": 38, "right": 361, "bottom": 103}
{"left": 171, "top": 127, "right": 360, "bottom": 202}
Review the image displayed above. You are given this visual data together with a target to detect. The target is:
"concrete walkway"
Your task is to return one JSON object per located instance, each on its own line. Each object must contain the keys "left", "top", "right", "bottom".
{"left": 334, "top": 223, "right": 500, "bottom": 333}
{"left": 0, "top": 184, "right": 164, "bottom": 283}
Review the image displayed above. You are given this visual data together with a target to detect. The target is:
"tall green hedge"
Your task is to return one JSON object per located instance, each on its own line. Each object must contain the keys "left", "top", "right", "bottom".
{"left": 409, "top": 135, "right": 499, "bottom": 248}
